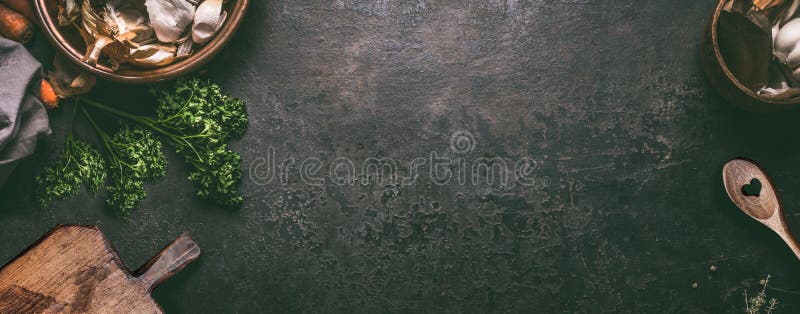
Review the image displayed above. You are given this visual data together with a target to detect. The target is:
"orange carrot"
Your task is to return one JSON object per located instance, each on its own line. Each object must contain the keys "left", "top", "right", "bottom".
{"left": 40, "top": 79, "right": 59, "bottom": 109}
{"left": 0, "top": 3, "right": 32, "bottom": 44}
{"left": 0, "top": 0, "right": 35, "bottom": 22}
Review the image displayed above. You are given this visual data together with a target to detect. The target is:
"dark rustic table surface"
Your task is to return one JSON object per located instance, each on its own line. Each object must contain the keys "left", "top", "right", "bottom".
{"left": 2, "top": 0, "right": 800, "bottom": 312}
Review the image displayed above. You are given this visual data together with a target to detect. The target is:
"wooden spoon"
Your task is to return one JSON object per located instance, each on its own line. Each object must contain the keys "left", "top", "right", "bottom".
{"left": 723, "top": 158, "right": 800, "bottom": 261}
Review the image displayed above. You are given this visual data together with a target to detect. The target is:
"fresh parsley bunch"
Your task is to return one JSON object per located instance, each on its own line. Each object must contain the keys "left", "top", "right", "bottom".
{"left": 36, "top": 134, "right": 105, "bottom": 207}
{"left": 84, "top": 110, "right": 167, "bottom": 214}
{"left": 36, "top": 77, "right": 248, "bottom": 215}
{"left": 150, "top": 78, "right": 248, "bottom": 206}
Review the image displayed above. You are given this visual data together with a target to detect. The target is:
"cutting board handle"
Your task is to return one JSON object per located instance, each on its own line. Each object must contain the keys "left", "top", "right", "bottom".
{"left": 134, "top": 232, "right": 201, "bottom": 291}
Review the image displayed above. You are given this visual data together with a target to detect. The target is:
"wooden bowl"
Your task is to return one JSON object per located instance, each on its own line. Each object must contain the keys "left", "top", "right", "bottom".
{"left": 701, "top": 0, "right": 800, "bottom": 112}
{"left": 33, "top": 0, "right": 250, "bottom": 84}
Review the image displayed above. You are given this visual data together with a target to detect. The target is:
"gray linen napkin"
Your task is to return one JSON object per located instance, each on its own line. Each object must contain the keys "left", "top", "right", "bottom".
{"left": 0, "top": 38, "right": 51, "bottom": 187}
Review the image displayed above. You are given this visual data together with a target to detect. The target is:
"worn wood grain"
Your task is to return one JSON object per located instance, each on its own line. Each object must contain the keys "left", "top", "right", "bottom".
{"left": 0, "top": 225, "right": 199, "bottom": 313}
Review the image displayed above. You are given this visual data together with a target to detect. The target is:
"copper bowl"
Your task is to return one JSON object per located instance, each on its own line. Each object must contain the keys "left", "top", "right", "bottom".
{"left": 701, "top": 0, "right": 799, "bottom": 112}
{"left": 33, "top": 0, "right": 250, "bottom": 83}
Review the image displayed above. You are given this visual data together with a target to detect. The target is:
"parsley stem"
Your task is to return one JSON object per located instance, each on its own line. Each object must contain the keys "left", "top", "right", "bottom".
{"left": 60, "top": 101, "right": 82, "bottom": 172}
{"left": 67, "top": 99, "right": 79, "bottom": 137}
{"left": 81, "top": 106, "right": 109, "bottom": 138}
{"left": 77, "top": 96, "right": 204, "bottom": 161}
{"left": 77, "top": 96, "right": 148, "bottom": 123}
{"left": 81, "top": 107, "right": 129, "bottom": 178}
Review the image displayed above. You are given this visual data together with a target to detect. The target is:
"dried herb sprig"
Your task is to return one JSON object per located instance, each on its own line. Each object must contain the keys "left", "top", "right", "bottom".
{"left": 745, "top": 274, "right": 779, "bottom": 314}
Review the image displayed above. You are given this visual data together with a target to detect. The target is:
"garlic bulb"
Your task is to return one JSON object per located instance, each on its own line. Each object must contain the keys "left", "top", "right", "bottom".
{"left": 774, "top": 19, "right": 800, "bottom": 68}
{"left": 49, "top": 55, "right": 96, "bottom": 98}
{"left": 145, "top": 0, "right": 196, "bottom": 43}
{"left": 192, "top": 0, "right": 225, "bottom": 45}
{"left": 103, "top": 2, "right": 152, "bottom": 47}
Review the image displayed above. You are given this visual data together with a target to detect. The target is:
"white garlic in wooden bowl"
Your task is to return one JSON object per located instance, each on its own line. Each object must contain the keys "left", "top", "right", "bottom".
{"left": 774, "top": 19, "right": 800, "bottom": 75}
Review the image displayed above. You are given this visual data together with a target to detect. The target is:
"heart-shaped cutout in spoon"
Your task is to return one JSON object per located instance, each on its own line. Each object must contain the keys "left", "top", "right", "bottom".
{"left": 742, "top": 178, "right": 763, "bottom": 197}
{"left": 723, "top": 158, "right": 800, "bottom": 261}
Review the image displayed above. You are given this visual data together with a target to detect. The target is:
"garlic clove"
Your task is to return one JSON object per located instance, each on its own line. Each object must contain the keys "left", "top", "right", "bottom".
{"left": 127, "top": 44, "right": 175, "bottom": 60}
{"left": 145, "top": 0, "right": 197, "bottom": 43}
{"left": 785, "top": 45, "right": 800, "bottom": 68}
{"left": 774, "top": 19, "right": 800, "bottom": 62}
{"left": 129, "top": 45, "right": 177, "bottom": 67}
{"left": 192, "top": 0, "right": 224, "bottom": 45}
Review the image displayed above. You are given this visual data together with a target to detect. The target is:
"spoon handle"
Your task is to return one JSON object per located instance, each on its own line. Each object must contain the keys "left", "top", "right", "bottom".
{"left": 778, "top": 229, "right": 800, "bottom": 261}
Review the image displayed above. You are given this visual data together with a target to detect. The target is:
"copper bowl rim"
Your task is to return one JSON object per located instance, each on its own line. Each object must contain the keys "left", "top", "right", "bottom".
{"left": 710, "top": 0, "right": 799, "bottom": 106}
{"left": 33, "top": 0, "right": 250, "bottom": 84}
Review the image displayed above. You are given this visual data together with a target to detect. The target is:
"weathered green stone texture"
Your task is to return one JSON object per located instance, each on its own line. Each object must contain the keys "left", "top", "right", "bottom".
{"left": 3, "top": 0, "right": 799, "bottom": 312}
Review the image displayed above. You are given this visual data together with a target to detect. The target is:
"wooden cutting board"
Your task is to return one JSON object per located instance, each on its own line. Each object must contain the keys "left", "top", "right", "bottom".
{"left": 0, "top": 225, "right": 200, "bottom": 313}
